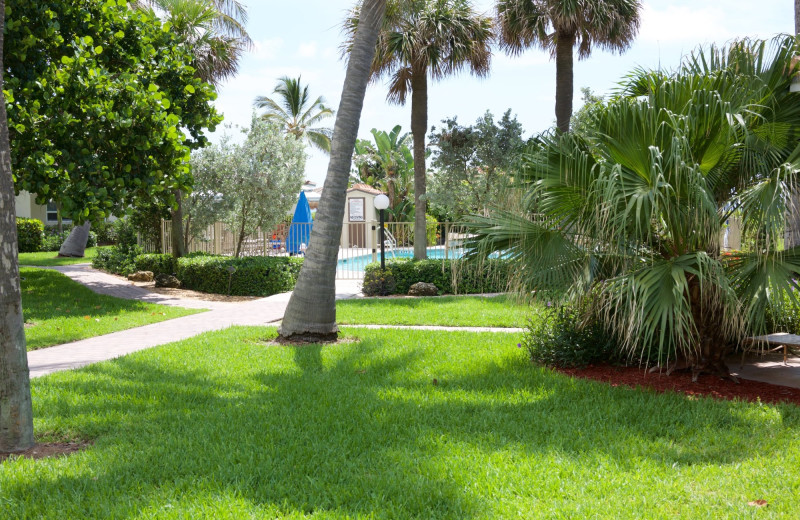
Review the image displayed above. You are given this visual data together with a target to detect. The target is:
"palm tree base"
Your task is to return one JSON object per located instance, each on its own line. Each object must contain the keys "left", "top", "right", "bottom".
{"left": 275, "top": 331, "right": 340, "bottom": 344}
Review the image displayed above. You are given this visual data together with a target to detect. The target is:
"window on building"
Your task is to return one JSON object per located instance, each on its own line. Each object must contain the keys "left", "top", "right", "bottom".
{"left": 45, "top": 201, "right": 70, "bottom": 224}
{"left": 46, "top": 202, "right": 58, "bottom": 223}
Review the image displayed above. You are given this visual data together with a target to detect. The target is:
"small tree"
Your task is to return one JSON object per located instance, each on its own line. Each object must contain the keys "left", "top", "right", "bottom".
{"left": 428, "top": 110, "right": 524, "bottom": 220}
{"left": 5, "top": 0, "right": 220, "bottom": 257}
{"left": 190, "top": 120, "right": 306, "bottom": 257}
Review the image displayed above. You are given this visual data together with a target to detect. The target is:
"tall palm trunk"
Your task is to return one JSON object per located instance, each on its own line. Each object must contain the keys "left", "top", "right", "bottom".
{"left": 554, "top": 30, "right": 576, "bottom": 133}
{"left": 789, "top": 1, "right": 800, "bottom": 248}
{"left": 278, "top": 0, "right": 387, "bottom": 340}
{"left": 796, "top": 0, "right": 800, "bottom": 35}
{"left": 0, "top": 0, "right": 35, "bottom": 453}
{"left": 411, "top": 69, "right": 428, "bottom": 259}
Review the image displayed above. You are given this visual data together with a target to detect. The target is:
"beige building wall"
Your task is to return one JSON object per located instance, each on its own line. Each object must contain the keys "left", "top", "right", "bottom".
{"left": 14, "top": 191, "right": 51, "bottom": 224}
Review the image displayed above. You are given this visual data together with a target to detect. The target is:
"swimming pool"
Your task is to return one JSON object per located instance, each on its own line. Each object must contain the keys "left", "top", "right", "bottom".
{"left": 336, "top": 247, "right": 463, "bottom": 272}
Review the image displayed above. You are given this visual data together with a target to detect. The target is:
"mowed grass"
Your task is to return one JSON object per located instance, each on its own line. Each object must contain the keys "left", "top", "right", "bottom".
{"left": 18, "top": 247, "right": 106, "bottom": 266}
{"left": 337, "top": 294, "right": 531, "bottom": 327}
{"left": 3, "top": 326, "right": 800, "bottom": 518}
{"left": 20, "top": 268, "right": 202, "bottom": 350}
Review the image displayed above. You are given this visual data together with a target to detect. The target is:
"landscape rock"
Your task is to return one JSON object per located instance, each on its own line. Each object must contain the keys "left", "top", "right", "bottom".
{"left": 127, "top": 271, "right": 154, "bottom": 282}
{"left": 408, "top": 282, "right": 438, "bottom": 297}
{"left": 154, "top": 274, "right": 181, "bottom": 288}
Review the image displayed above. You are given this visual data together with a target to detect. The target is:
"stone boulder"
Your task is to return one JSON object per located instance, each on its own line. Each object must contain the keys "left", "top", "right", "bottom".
{"left": 408, "top": 282, "right": 438, "bottom": 297}
{"left": 154, "top": 273, "right": 181, "bottom": 288}
{"left": 127, "top": 271, "right": 154, "bottom": 282}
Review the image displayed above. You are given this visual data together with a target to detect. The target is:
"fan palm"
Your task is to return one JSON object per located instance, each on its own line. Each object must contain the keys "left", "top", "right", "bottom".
{"left": 496, "top": 0, "right": 640, "bottom": 133}
{"left": 138, "top": 0, "right": 251, "bottom": 85}
{"left": 254, "top": 77, "right": 334, "bottom": 152}
{"left": 468, "top": 36, "right": 800, "bottom": 381}
{"left": 343, "top": 0, "right": 492, "bottom": 259}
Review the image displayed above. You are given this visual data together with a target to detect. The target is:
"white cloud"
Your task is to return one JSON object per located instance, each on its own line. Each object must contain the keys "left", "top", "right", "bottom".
{"left": 250, "top": 37, "right": 284, "bottom": 61}
{"left": 297, "top": 41, "right": 319, "bottom": 59}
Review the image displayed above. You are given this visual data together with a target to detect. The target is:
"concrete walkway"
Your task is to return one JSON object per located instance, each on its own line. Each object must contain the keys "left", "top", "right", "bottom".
{"left": 27, "top": 264, "right": 365, "bottom": 378}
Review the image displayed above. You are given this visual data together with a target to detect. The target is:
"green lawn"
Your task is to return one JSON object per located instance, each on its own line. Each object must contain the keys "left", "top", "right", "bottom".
{"left": 20, "top": 268, "right": 202, "bottom": 350}
{"left": 18, "top": 247, "right": 106, "bottom": 266}
{"left": 337, "top": 294, "right": 531, "bottom": 327}
{"left": 3, "top": 326, "right": 799, "bottom": 518}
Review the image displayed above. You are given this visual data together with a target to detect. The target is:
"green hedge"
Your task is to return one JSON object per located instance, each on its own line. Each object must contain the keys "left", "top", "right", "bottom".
{"left": 16, "top": 218, "right": 44, "bottom": 253}
{"left": 362, "top": 258, "right": 512, "bottom": 296}
{"left": 176, "top": 255, "right": 304, "bottom": 296}
{"left": 134, "top": 254, "right": 177, "bottom": 276}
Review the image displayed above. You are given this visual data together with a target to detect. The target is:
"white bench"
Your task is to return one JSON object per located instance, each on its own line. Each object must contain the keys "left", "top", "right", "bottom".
{"left": 746, "top": 333, "right": 800, "bottom": 366}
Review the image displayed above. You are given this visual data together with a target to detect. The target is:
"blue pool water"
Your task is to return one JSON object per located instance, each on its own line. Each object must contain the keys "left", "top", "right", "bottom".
{"left": 337, "top": 247, "right": 461, "bottom": 272}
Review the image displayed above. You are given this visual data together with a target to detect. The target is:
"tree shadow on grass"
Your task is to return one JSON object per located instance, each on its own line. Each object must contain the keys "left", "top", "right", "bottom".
{"left": 4, "top": 327, "right": 800, "bottom": 518}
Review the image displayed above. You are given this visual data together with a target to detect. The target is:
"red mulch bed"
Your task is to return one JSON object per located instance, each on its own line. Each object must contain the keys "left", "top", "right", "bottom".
{"left": 557, "top": 364, "right": 800, "bottom": 406}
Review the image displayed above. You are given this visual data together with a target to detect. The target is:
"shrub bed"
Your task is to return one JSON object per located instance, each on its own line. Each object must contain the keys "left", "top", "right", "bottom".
{"left": 521, "top": 303, "right": 620, "bottom": 368}
{"left": 134, "top": 254, "right": 177, "bottom": 276}
{"left": 362, "top": 258, "right": 512, "bottom": 296}
{"left": 16, "top": 218, "right": 44, "bottom": 253}
{"left": 176, "top": 255, "right": 303, "bottom": 296}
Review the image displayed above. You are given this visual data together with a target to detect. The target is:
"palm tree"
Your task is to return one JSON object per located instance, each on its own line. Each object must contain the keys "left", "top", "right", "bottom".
{"left": 254, "top": 77, "right": 335, "bottom": 152}
{"left": 343, "top": 0, "right": 493, "bottom": 259}
{"left": 278, "top": 0, "right": 387, "bottom": 341}
{"left": 468, "top": 36, "right": 800, "bottom": 380}
{"left": 0, "top": 0, "right": 34, "bottom": 453}
{"left": 352, "top": 125, "right": 415, "bottom": 221}
{"left": 496, "top": 0, "right": 640, "bottom": 133}
{"left": 146, "top": 0, "right": 252, "bottom": 85}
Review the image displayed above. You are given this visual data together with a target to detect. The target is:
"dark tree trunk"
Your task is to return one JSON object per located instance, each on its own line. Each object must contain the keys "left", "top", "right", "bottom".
{"left": 58, "top": 221, "right": 91, "bottom": 257}
{"left": 796, "top": 0, "right": 800, "bottom": 35}
{"left": 684, "top": 277, "right": 734, "bottom": 382}
{"left": 171, "top": 189, "right": 185, "bottom": 258}
{"left": 278, "top": 0, "right": 387, "bottom": 339}
{"left": 789, "top": 2, "right": 800, "bottom": 248}
{"left": 554, "top": 30, "right": 576, "bottom": 134}
{"left": 0, "top": 0, "right": 35, "bottom": 452}
{"left": 411, "top": 69, "right": 428, "bottom": 259}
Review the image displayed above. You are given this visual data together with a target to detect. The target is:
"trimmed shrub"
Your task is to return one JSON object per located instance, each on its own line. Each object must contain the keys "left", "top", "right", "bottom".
{"left": 522, "top": 302, "right": 620, "bottom": 368}
{"left": 176, "top": 255, "right": 303, "bottom": 296}
{"left": 16, "top": 218, "right": 44, "bottom": 253}
{"left": 134, "top": 254, "right": 177, "bottom": 276}
{"left": 92, "top": 219, "right": 143, "bottom": 275}
{"left": 362, "top": 258, "right": 512, "bottom": 296}
{"left": 92, "top": 220, "right": 117, "bottom": 245}
{"left": 92, "top": 245, "right": 143, "bottom": 276}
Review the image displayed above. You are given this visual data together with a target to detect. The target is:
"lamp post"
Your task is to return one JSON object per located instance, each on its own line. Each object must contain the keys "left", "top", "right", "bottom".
{"left": 374, "top": 194, "right": 390, "bottom": 271}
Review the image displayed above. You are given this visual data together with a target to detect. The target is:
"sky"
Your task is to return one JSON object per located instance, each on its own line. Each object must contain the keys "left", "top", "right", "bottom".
{"left": 209, "top": 0, "right": 794, "bottom": 185}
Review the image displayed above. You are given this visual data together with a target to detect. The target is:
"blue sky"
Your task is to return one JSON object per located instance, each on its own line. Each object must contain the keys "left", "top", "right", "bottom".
{"left": 210, "top": 0, "right": 793, "bottom": 185}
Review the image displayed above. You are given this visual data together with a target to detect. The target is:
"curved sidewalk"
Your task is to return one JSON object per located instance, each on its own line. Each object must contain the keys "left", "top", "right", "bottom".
{"left": 25, "top": 264, "right": 366, "bottom": 378}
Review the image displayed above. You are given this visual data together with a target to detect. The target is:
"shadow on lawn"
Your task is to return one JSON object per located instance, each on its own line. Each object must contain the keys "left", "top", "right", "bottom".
{"left": 6, "top": 328, "right": 800, "bottom": 518}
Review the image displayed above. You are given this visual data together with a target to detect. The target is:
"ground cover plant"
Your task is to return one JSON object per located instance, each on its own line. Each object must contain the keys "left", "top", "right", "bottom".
{"left": 19, "top": 268, "right": 201, "bottom": 350}
{"left": 18, "top": 248, "right": 106, "bottom": 267}
{"left": 336, "top": 294, "right": 530, "bottom": 327}
{"left": 1, "top": 326, "right": 799, "bottom": 518}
